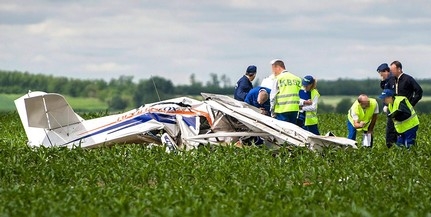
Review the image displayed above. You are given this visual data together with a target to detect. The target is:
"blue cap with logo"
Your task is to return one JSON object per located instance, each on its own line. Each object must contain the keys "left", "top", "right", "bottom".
{"left": 302, "top": 75, "right": 315, "bottom": 86}
{"left": 246, "top": 65, "right": 257, "bottom": 74}
{"left": 377, "top": 63, "right": 389, "bottom": 73}
{"left": 379, "top": 89, "right": 395, "bottom": 99}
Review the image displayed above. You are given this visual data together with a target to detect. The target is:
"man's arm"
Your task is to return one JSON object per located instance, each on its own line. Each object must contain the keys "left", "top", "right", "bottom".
{"left": 236, "top": 79, "right": 250, "bottom": 101}
{"left": 367, "top": 114, "right": 378, "bottom": 133}
{"left": 410, "top": 77, "right": 423, "bottom": 106}
{"left": 391, "top": 99, "right": 412, "bottom": 122}
{"left": 270, "top": 79, "right": 278, "bottom": 115}
{"left": 302, "top": 95, "right": 319, "bottom": 112}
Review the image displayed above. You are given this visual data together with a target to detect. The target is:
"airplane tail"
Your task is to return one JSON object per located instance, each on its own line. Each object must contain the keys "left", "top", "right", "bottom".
{"left": 14, "top": 91, "right": 84, "bottom": 147}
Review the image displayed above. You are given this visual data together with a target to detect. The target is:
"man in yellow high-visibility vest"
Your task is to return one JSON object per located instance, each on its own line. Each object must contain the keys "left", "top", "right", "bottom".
{"left": 269, "top": 59, "right": 302, "bottom": 124}
{"left": 347, "top": 94, "right": 379, "bottom": 147}
{"left": 379, "top": 89, "right": 419, "bottom": 148}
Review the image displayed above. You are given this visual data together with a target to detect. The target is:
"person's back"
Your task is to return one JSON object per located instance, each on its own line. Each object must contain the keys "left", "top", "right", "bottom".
{"left": 244, "top": 86, "right": 271, "bottom": 115}
{"left": 269, "top": 59, "right": 301, "bottom": 124}
{"left": 234, "top": 65, "right": 257, "bottom": 101}
{"left": 274, "top": 72, "right": 302, "bottom": 113}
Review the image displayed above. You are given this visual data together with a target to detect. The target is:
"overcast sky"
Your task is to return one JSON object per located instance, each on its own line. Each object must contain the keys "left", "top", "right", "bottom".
{"left": 1, "top": 0, "right": 430, "bottom": 85}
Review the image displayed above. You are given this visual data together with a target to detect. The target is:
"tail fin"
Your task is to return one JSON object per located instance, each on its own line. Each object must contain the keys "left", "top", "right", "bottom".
{"left": 14, "top": 91, "right": 84, "bottom": 147}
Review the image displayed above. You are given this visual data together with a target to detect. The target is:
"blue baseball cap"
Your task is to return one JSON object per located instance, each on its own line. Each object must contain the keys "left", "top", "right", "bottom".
{"left": 302, "top": 75, "right": 315, "bottom": 86}
{"left": 379, "top": 89, "right": 395, "bottom": 99}
{"left": 246, "top": 65, "right": 257, "bottom": 74}
{"left": 377, "top": 63, "right": 389, "bottom": 73}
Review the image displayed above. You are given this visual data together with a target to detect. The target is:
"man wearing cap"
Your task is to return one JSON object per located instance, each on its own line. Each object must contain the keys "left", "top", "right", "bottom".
{"left": 347, "top": 94, "right": 379, "bottom": 147}
{"left": 377, "top": 63, "right": 397, "bottom": 148}
{"left": 244, "top": 86, "right": 271, "bottom": 116}
{"left": 379, "top": 89, "right": 419, "bottom": 148}
{"left": 234, "top": 65, "right": 257, "bottom": 101}
{"left": 297, "top": 75, "right": 320, "bottom": 135}
{"left": 269, "top": 59, "right": 302, "bottom": 124}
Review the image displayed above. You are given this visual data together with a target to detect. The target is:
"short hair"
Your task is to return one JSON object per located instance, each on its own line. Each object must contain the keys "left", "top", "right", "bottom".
{"left": 272, "top": 60, "right": 285, "bottom": 69}
{"left": 257, "top": 89, "right": 269, "bottom": 104}
{"left": 390, "top": 60, "right": 402, "bottom": 70}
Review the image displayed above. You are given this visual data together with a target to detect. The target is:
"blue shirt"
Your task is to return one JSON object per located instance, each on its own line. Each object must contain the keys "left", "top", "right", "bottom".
{"left": 244, "top": 87, "right": 271, "bottom": 114}
{"left": 234, "top": 75, "right": 253, "bottom": 101}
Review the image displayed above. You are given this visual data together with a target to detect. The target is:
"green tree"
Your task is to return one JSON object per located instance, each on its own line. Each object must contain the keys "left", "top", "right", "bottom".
{"left": 335, "top": 98, "right": 353, "bottom": 114}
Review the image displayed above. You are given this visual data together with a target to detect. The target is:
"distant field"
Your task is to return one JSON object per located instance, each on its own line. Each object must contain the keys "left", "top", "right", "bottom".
{"left": 0, "top": 94, "right": 108, "bottom": 112}
{"left": 320, "top": 95, "right": 431, "bottom": 106}
{"left": 1, "top": 93, "right": 429, "bottom": 112}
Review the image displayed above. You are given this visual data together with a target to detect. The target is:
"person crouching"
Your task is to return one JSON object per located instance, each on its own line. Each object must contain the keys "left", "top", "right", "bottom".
{"left": 379, "top": 89, "right": 419, "bottom": 148}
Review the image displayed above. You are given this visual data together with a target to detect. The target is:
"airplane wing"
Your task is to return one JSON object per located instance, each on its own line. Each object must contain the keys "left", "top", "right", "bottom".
{"left": 201, "top": 93, "right": 357, "bottom": 150}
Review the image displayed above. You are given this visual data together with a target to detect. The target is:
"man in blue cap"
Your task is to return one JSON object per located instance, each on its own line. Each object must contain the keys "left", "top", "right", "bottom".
{"left": 377, "top": 63, "right": 397, "bottom": 148}
{"left": 234, "top": 65, "right": 257, "bottom": 101}
{"left": 379, "top": 89, "right": 419, "bottom": 148}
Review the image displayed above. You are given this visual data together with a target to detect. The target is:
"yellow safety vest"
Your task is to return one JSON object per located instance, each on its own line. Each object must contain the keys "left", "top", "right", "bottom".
{"left": 305, "top": 89, "right": 320, "bottom": 126}
{"left": 274, "top": 72, "right": 301, "bottom": 113}
{"left": 388, "top": 96, "right": 419, "bottom": 133}
{"left": 347, "top": 98, "right": 377, "bottom": 131}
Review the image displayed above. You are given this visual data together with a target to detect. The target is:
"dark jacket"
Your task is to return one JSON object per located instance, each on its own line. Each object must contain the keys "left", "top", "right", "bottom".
{"left": 394, "top": 73, "right": 423, "bottom": 106}
{"left": 234, "top": 75, "right": 253, "bottom": 101}
{"left": 380, "top": 75, "right": 396, "bottom": 90}
{"left": 388, "top": 98, "right": 411, "bottom": 122}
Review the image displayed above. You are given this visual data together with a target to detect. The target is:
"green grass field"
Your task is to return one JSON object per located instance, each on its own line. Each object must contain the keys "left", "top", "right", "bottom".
{"left": 1, "top": 112, "right": 431, "bottom": 216}
{"left": 320, "top": 95, "right": 431, "bottom": 106}
{"left": 0, "top": 94, "right": 108, "bottom": 112}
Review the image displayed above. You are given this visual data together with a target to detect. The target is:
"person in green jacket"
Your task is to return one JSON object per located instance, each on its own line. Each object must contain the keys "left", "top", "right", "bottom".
{"left": 347, "top": 94, "right": 379, "bottom": 147}
{"left": 379, "top": 89, "right": 419, "bottom": 148}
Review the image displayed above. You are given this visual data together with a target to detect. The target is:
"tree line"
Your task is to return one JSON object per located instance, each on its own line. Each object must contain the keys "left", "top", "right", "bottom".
{"left": 1, "top": 70, "right": 430, "bottom": 112}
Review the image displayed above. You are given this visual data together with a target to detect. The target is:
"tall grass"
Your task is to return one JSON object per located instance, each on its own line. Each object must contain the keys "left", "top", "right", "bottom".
{"left": 0, "top": 112, "right": 430, "bottom": 216}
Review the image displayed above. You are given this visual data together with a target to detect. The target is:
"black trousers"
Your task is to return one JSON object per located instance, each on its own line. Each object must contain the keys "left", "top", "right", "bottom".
{"left": 386, "top": 117, "right": 398, "bottom": 148}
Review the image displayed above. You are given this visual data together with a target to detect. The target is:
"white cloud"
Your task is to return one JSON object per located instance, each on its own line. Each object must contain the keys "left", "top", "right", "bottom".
{"left": 0, "top": 0, "right": 430, "bottom": 85}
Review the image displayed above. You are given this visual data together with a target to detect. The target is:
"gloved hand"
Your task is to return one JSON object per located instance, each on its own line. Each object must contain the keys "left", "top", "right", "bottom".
{"left": 383, "top": 106, "right": 388, "bottom": 113}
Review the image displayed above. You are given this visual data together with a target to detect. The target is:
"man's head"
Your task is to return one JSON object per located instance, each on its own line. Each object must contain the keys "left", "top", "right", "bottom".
{"left": 379, "top": 89, "right": 395, "bottom": 105}
{"left": 271, "top": 59, "right": 285, "bottom": 76}
{"left": 245, "top": 65, "right": 257, "bottom": 81}
{"left": 302, "top": 75, "right": 316, "bottom": 91}
{"left": 357, "top": 94, "right": 370, "bottom": 109}
{"left": 390, "top": 60, "right": 403, "bottom": 77}
{"left": 257, "top": 89, "right": 269, "bottom": 105}
{"left": 377, "top": 63, "right": 390, "bottom": 80}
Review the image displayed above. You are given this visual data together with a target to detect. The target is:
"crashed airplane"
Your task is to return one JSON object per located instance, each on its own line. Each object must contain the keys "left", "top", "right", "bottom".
{"left": 14, "top": 91, "right": 357, "bottom": 151}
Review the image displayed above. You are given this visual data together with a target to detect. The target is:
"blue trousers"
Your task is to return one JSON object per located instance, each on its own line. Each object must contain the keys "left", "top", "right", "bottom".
{"left": 347, "top": 120, "right": 357, "bottom": 140}
{"left": 396, "top": 125, "right": 418, "bottom": 148}
{"left": 276, "top": 112, "right": 299, "bottom": 124}
{"left": 304, "top": 124, "right": 320, "bottom": 135}
{"left": 347, "top": 120, "right": 373, "bottom": 147}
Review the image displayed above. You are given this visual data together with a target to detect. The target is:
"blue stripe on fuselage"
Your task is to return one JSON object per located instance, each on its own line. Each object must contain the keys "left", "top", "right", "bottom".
{"left": 63, "top": 112, "right": 177, "bottom": 146}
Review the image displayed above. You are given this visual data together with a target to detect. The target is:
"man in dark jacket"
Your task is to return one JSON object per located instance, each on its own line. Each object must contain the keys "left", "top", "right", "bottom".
{"left": 384, "top": 60, "right": 423, "bottom": 148}
{"left": 234, "top": 65, "right": 257, "bottom": 101}
{"left": 390, "top": 61, "right": 423, "bottom": 106}
{"left": 377, "top": 63, "right": 397, "bottom": 148}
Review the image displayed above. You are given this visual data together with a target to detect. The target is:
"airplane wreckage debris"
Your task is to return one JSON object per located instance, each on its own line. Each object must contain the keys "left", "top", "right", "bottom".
{"left": 15, "top": 91, "right": 357, "bottom": 152}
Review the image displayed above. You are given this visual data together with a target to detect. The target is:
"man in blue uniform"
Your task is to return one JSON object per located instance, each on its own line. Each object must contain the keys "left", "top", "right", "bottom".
{"left": 244, "top": 86, "right": 271, "bottom": 116}
{"left": 234, "top": 65, "right": 257, "bottom": 101}
{"left": 377, "top": 63, "right": 397, "bottom": 148}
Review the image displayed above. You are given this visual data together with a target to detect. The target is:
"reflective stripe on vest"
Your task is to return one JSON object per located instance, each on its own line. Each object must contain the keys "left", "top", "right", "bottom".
{"left": 347, "top": 98, "right": 377, "bottom": 131}
{"left": 388, "top": 96, "right": 419, "bottom": 133}
{"left": 274, "top": 72, "right": 301, "bottom": 113}
{"left": 305, "top": 89, "right": 320, "bottom": 126}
